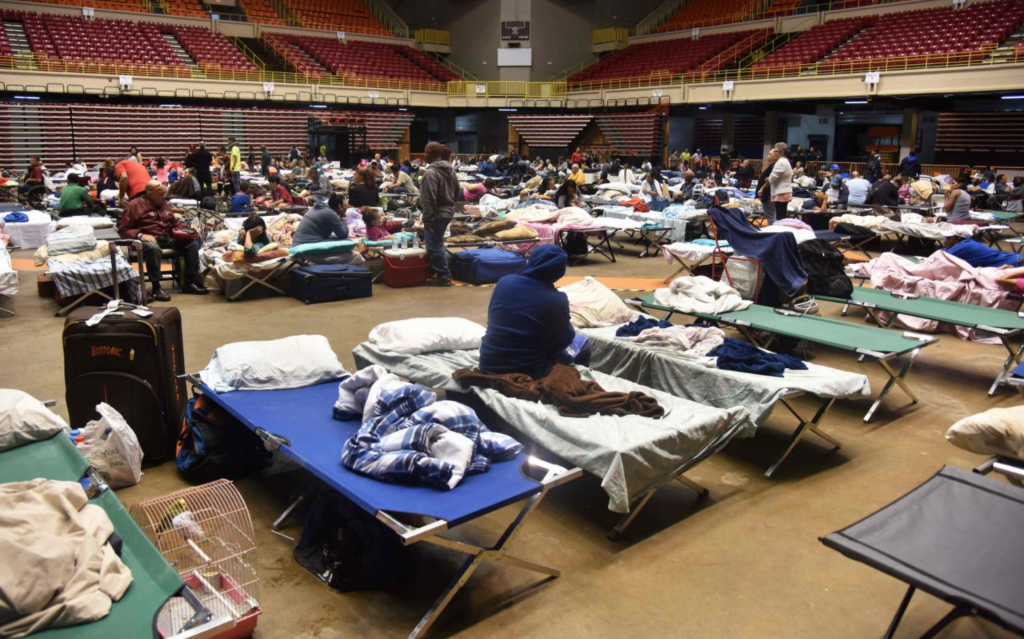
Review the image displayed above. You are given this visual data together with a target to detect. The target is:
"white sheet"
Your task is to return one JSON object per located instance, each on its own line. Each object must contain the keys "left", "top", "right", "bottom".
{"left": 200, "top": 335, "right": 348, "bottom": 392}
{"left": 5, "top": 210, "right": 55, "bottom": 249}
{"left": 0, "top": 249, "right": 17, "bottom": 297}
{"left": 351, "top": 343, "right": 750, "bottom": 514}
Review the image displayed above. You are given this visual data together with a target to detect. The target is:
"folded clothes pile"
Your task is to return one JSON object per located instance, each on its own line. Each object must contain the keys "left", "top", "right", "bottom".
{"left": 710, "top": 338, "right": 808, "bottom": 377}
{"left": 453, "top": 364, "right": 664, "bottom": 419}
{"left": 615, "top": 316, "right": 672, "bottom": 337}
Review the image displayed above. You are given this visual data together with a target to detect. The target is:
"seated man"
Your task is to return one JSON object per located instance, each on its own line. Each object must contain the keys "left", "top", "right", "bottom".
{"left": 292, "top": 193, "right": 350, "bottom": 246}
{"left": 266, "top": 174, "right": 294, "bottom": 207}
{"left": 568, "top": 163, "right": 587, "bottom": 187}
{"left": 117, "top": 180, "right": 207, "bottom": 301}
{"left": 381, "top": 163, "right": 418, "bottom": 195}
{"left": 57, "top": 173, "right": 96, "bottom": 217}
{"left": 19, "top": 157, "right": 43, "bottom": 194}
{"left": 167, "top": 167, "right": 201, "bottom": 200}
{"left": 478, "top": 244, "right": 589, "bottom": 378}
{"left": 231, "top": 182, "right": 253, "bottom": 213}
{"left": 944, "top": 237, "right": 1023, "bottom": 268}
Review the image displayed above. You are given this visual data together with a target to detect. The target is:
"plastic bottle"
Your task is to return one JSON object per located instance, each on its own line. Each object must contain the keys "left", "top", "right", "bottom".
{"left": 400, "top": 234, "right": 408, "bottom": 250}
{"left": 69, "top": 428, "right": 81, "bottom": 443}
{"left": 103, "top": 427, "right": 112, "bottom": 440}
{"left": 391, "top": 238, "right": 398, "bottom": 250}
{"left": 74, "top": 435, "right": 87, "bottom": 447}
{"left": 412, "top": 235, "right": 420, "bottom": 250}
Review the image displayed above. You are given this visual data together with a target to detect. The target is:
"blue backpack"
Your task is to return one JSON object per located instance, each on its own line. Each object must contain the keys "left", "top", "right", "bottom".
{"left": 176, "top": 394, "right": 271, "bottom": 483}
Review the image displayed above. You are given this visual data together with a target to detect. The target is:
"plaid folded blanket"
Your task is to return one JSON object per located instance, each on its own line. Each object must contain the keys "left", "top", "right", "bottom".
{"left": 46, "top": 224, "right": 97, "bottom": 256}
{"left": 48, "top": 254, "right": 141, "bottom": 303}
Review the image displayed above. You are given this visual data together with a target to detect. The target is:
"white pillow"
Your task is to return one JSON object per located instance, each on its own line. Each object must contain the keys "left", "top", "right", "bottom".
{"left": 369, "top": 318, "right": 486, "bottom": 355}
{"left": 946, "top": 406, "right": 1024, "bottom": 460}
{"left": 0, "top": 389, "right": 69, "bottom": 452}
{"left": 559, "top": 276, "right": 636, "bottom": 328}
{"left": 200, "top": 335, "right": 348, "bottom": 392}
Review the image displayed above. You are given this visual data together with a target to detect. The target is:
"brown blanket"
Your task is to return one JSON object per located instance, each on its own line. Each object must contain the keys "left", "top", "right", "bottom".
{"left": 453, "top": 364, "right": 664, "bottom": 418}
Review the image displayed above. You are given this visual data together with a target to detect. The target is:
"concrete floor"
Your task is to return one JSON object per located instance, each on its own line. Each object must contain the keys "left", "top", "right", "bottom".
{"left": 0, "top": 240, "right": 1019, "bottom": 639}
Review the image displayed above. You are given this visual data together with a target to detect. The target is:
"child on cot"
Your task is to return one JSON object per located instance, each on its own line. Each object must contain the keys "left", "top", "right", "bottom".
{"left": 362, "top": 207, "right": 392, "bottom": 242}
{"left": 240, "top": 215, "right": 271, "bottom": 257}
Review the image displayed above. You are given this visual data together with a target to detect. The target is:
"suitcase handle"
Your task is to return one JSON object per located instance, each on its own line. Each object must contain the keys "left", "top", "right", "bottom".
{"left": 111, "top": 239, "right": 144, "bottom": 302}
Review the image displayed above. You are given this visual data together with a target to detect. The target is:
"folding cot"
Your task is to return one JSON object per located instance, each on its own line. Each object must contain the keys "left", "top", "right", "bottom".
{"left": 187, "top": 377, "right": 581, "bottom": 638}
{"left": 817, "top": 287, "right": 1024, "bottom": 395}
{"left": 598, "top": 217, "right": 673, "bottom": 258}
{"left": 631, "top": 294, "right": 938, "bottom": 422}
{"left": 444, "top": 237, "right": 540, "bottom": 258}
{"left": 557, "top": 226, "right": 616, "bottom": 265}
{"left": 822, "top": 466, "right": 1024, "bottom": 638}
{"left": 0, "top": 431, "right": 230, "bottom": 638}
{"left": 352, "top": 343, "right": 751, "bottom": 540}
{"left": 0, "top": 243, "right": 16, "bottom": 316}
{"left": 581, "top": 323, "right": 871, "bottom": 477}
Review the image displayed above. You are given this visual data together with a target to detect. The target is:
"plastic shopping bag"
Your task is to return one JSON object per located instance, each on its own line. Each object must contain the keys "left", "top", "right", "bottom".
{"left": 79, "top": 403, "right": 144, "bottom": 488}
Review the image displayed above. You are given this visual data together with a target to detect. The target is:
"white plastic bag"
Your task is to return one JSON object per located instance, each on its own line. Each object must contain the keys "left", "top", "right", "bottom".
{"left": 78, "top": 403, "right": 143, "bottom": 488}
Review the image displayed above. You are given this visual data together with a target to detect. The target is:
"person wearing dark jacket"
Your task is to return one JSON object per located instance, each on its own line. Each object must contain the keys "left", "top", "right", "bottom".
{"left": 420, "top": 142, "right": 463, "bottom": 287}
{"left": 347, "top": 168, "right": 378, "bottom": 207}
{"left": 479, "top": 244, "right": 581, "bottom": 378}
{"left": 191, "top": 142, "right": 213, "bottom": 198}
{"left": 866, "top": 175, "right": 900, "bottom": 207}
{"left": 897, "top": 152, "right": 921, "bottom": 179}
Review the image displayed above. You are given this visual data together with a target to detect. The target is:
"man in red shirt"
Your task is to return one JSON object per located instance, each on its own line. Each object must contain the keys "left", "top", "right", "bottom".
{"left": 19, "top": 156, "right": 43, "bottom": 194}
{"left": 115, "top": 157, "right": 152, "bottom": 205}
{"left": 267, "top": 174, "right": 293, "bottom": 207}
{"left": 118, "top": 180, "right": 207, "bottom": 301}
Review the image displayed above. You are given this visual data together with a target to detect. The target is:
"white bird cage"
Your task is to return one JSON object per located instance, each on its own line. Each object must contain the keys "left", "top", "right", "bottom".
{"left": 130, "top": 479, "right": 262, "bottom": 639}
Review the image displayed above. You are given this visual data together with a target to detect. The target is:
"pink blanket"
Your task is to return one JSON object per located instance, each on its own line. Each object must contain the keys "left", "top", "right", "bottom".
{"left": 851, "top": 251, "right": 1015, "bottom": 342}
{"left": 522, "top": 222, "right": 604, "bottom": 247}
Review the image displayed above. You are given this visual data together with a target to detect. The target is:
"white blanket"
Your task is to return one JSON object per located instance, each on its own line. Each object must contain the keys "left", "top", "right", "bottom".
{"left": 0, "top": 249, "right": 17, "bottom": 297}
{"left": 5, "top": 210, "right": 56, "bottom": 249}
{"left": 200, "top": 335, "right": 348, "bottom": 392}
{"left": 654, "top": 276, "right": 752, "bottom": 315}
{"left": 559, "top": 276, "right": 637, "bottom": 328}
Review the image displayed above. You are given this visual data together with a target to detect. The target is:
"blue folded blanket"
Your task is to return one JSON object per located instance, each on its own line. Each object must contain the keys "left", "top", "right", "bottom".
{"left": 616, "top": 316, "right": 673, "bottom": 337}
{"left": 711, "top": 338, "right": 808, "bottom": 377}
{"left": 4, "top": 212, "right": 29, "bottom": 223}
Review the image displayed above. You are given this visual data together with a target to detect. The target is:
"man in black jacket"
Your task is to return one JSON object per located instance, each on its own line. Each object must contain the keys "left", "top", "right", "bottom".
{"left": 866, "top": 175, "right": 901, "bottom": 207}
{"left": 191, "top": 142, "right": 213, "bottom": 198}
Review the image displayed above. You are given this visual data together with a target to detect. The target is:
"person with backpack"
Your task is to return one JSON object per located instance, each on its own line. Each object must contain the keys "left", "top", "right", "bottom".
{"left": 865, "top": 149, "right": 883, "bottom": 183}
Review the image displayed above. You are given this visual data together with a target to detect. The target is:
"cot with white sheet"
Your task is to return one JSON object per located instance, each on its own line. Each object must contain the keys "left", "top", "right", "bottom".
{"left": 581, "top": 324, "right": 871, "bottom": 477}
{"left": 0, "top": 244, "right": 16, "bottom": 316}
{"left": 631, "top": 295, "right": 938, "bottom": 423}
{"left": 4, "top": 209, "right": 55, "bottom": 248}
{"left": 351, "top": 343, "right": 751, "bottom": 540}
{"left": 817, "top": 286, "right": 1024, "bottom": 396}
{"left": 0, "top": 431, "right": 231, "bottom": 638}
{"left": 595, "top": 205, "right": 708, "bottom": 243}
{"left": 186, "top": 377, "right": 580, "bottom": 639}
{"left": 598, "top": 217, "right": 673, "bottom": 258}
{"left": 821, "top": 466, "right": 1024, "bottom": 638}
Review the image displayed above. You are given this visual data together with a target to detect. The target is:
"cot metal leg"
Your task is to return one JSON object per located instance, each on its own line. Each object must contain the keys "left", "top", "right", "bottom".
{"left": 0, "top": 304, "right": 14, "bottom": 317}
{"left": 766, "top": 398, "right": 839, "bottom": 479}
{"left": 918, "top": 606, "right": 972, "bottom": 639}
{"left": 675, "top": 474, "right": 709, "bottom": 497}
{"left": 409, "top": 487, "right": 559, "bottom": 639}
{"left": 987, "top": 335, "right": 1024, "bottom": 396}
{"left": 55, "top": 289, "right": 113, "bottom": 317}
{"left": 227, "top": 261, "right": 294, "bottom": 302}
{"left": 608, "top": 471, "right": 708, "bottom": 541}
{"left": 883, "top": 585, "right": 916, "bottom": 639}
{"left": 272, "top": 487, "right": 315, "bottom": 531}
{"left": 864, "top": 351, "right": 921, "bottom": 423}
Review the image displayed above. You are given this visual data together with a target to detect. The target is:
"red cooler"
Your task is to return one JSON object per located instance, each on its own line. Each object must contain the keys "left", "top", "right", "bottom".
{"left": 384, "top": 248, "right": 430, "bottom": 288}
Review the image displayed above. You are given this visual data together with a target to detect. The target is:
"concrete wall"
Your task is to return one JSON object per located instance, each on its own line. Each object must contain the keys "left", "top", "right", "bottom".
{"left": 784, "top": 106, "right": 836, "bottom": 158}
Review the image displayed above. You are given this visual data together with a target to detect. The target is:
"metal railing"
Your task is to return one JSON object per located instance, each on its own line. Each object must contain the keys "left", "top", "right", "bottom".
{"left": 548, "top": 54, "right": 601, "bottom": 82}
{"left": 448, "top": 81, "right": 568, "bottom": 99}
{"left": 228, "top": 36, "right": 267, "bottom": 72}
{"left": 414, "top": 29, "right": 450, "bottom": 46}
{"left": 425, "top": 51, "right": 477, "bottom": 81}
{"left": 592, "top": 27, "right": 629, "bottom": 47}
{"left": 0, "top": 53, "right": 448, "bottom": 92}
{"left": 567, "top": 46, "right": 1020, "bottom": 92}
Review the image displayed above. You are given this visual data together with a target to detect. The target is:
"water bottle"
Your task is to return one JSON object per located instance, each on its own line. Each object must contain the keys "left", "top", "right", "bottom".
{"left": 391, "top": 238, "right": 397, "bottom": 250}
{"left": 412, "top": 235, "right": 420, "bottom": 250}
{"left": 69, "top": 428, "right": 81, "bottom": 443}
{"left": 400, "top": 234, "right": 408, "bottom": 250}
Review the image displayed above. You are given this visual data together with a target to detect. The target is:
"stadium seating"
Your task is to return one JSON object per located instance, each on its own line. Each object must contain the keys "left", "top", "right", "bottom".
{"left": 279, "top": 0, "right": 389, "bottom": 36}
{"left": 822, "top": 0, "right": 1024, "bottom": 71}
{"left": 595, "top": 112, "right": 665, "bottom": 156}
{"left": 655, "top": 0, "right": 761, "bottom": 32}
{"left": 0, "top": 22, "right": 12, "bottom": 59}
{"left": 508, "top": 114, "right": 594, "bottom": 148}
{"left": 166, "top": 24, "right": 258, "bottom": 73}
{"left": 569, "top": 30, "right": 768, "bottom": 86}
{"left": 15, "top": 0, "right": 146, "bottom": 14}
{"left": 753, "top": 15, "right": 877, "bottom": 75}
{"left": 37, "top": 13, "right": 187, "bottom": 72}
{"left": 160, "top": 0, "right": 207, "bottom": 19}
{"left": 264, "top": 33, "right": 456, "bottom": 84}
{"left": 308, "top": 110, "right": 415, "bottom": 149}
{"left": 238, "top": 0, "right": 285, "bottom": 26}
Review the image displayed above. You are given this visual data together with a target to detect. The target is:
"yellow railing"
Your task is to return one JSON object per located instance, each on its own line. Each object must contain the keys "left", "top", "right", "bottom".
{"left": 568, "top": 46, "right": 1018, "bottom": 92}
{"left": 447, "top": 81, "right": 568, "bottom": 99}
{"left": 425, "top": 51, "right": 477, "bottom": 81}
{"left": 548, "top": 55, "right": 600, "bottom": 82}
{"left": 414, "top": 29, "right": 450, "bottom": 47}
{"left": 228, "top": 36, "right": 266, "bottom": 72}
{"left": 650, "top": 0, "right": 910, "bottom": 36}
{"left": 592, "top": 27, "right": 629, "bottom": 47}
{"left": 0, "top": 53, "right": 448, "bottom": 92}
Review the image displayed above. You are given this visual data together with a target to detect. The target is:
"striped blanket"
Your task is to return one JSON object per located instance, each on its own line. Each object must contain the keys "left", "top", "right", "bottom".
{"left": 48, "top": 254, "right": 141, "bottom": 302}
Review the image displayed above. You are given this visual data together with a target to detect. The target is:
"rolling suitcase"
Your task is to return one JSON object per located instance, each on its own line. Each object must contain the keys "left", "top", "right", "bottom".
{"left": 62, "top": 239, "right": 186, "bottom": 464}
{"left": 450, "top": 247, "right": 526, "bottom": 285}
{"left": 289, "top": 263, "right": 373, "bottom": 304}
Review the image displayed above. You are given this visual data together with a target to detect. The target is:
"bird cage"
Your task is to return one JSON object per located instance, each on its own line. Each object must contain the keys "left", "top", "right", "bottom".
{"left": 130, "top": 479, "right": 262, "bottom": 639}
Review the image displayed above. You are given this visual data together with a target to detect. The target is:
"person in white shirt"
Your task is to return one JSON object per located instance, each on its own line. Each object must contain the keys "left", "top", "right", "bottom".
{"left": 760, "top": 142, "right": 792, "bottom": 223}
{"left": 616, "top": 162, "right": 636, "bottom": 185}
{"left": 845, "top": 171, "right": 872, "bottom": 206}
{"left": 640, "top": 169, "right": 669, "bottom": 201}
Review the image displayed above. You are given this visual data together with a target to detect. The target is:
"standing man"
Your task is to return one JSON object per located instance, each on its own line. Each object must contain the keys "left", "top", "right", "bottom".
{"left": 228, "top": 137, "right": 242, "bottom": 195}
{"left": 115, "top": 154, "right": 153, "bottom": 205}
{"left": 419, "top": 142, "right": 462, "bottom": 288}
{"left": 261, "top": 146, "right": 271, "bottom": 177}
{"left": 865, "top": 148, "right": 883, "bottom": 183}
{"left": 192, "top": 142, "right": 213, "bottom": 198}
{"left": 719, "top": 147, "right": 731, "bottom": 172}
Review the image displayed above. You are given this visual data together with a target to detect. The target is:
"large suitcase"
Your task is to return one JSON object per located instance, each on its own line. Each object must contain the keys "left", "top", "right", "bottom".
{"left": 289, "top": 263, "right": 373, "bottom": 304}
{"left": 450, "top": 248, "right": 526, "bottom": 285}
{"left": 62, "top": 240, "right": 186, "bottom": 464}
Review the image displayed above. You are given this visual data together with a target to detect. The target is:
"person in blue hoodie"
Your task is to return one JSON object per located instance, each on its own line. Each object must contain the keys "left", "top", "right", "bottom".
{"left": 479, "top": 244, "right": 588, "bottom": 378}
{"left": 943, "top": 236, "right": 1023, "bottom": 268}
